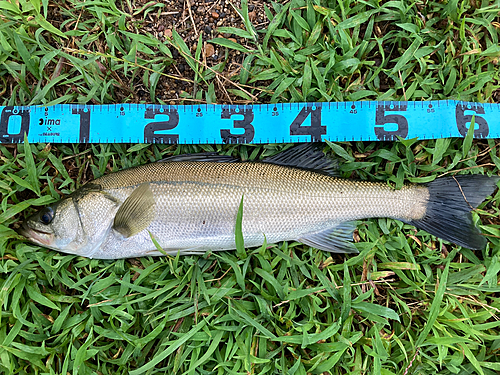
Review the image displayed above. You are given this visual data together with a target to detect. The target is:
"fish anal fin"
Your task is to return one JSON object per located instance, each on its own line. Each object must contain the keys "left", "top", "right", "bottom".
{"left": 298, "top": 221, "right": 359, "bottom": 254}
{"left": 263, "top": 143, "right": 339, "bottom": 176}
{"left": 113, "top": 183, "right": 155, "bottom": 238}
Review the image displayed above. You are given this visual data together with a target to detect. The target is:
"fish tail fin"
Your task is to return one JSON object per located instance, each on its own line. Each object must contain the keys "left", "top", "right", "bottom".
{"left": 407, "top": 175, "right": 499, "bottom": 250}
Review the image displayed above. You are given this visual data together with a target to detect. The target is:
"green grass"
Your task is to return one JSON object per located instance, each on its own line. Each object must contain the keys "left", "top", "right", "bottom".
{"left": 1, "top": 0, "right": 500, "bottom": 374}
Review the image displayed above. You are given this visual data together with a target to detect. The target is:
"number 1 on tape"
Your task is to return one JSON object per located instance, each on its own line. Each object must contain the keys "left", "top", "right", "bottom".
{"left": 0, "top": 101, "right": 497, "bottom": 144}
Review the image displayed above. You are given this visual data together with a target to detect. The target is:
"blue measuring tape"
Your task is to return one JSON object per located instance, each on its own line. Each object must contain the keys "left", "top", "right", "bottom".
{"left": 0, "top": 100, "right": 497, "bottom": 144}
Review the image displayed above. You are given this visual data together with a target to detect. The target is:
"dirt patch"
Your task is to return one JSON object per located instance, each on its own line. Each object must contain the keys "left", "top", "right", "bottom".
{"left": 128, "top": 0, "right": 270, "bottom": 103}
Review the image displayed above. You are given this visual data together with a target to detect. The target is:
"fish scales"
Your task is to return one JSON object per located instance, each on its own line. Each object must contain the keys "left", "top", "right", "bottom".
{"left": 19, "top": 145, "right": 499, "bottom": 259}
{"left": 87, "top": 161, "right": 428, "bottom": 258}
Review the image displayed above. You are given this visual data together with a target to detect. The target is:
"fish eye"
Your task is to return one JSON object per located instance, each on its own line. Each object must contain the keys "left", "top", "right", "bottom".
{"left": 40, "top": 207, "right": 54, "bottom": 225}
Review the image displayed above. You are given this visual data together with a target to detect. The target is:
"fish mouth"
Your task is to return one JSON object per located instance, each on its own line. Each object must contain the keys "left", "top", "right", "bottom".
{"left": 18, "top": 222, "right": 55, "bottom": 247}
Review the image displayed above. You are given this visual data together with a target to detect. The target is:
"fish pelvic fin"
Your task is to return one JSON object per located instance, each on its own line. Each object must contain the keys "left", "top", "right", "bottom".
{"left": 145, "top": 247, "right": 207, "bottom": 256}
{"left": 298, "top": 221, "right": 359, "bottom": 254}
{"left": 263, "top": 143, "right": 340, "bottom": 176}
{"left": 407, "top": 175, "right": 499, "bottom": 250}
{"left": 113, "top": 183, "right": 156, "bottom": 238}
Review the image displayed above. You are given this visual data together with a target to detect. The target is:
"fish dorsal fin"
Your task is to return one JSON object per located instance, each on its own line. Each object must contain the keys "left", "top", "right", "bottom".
{"left": 262, "top": 143, "right": 339, "bottom": 176}
{"left": 157, "top": 153, "right": 239, "bottom": 163}
{"left": 298, "top": 221, "right": 359, "bottom": 254}
{"left": 113, "top": 183, "right": 155, "bottom": 238}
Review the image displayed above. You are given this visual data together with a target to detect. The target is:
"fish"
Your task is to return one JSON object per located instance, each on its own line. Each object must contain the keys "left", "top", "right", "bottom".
{"left": 19, "top": 144, "right": 499, "bottom": 259}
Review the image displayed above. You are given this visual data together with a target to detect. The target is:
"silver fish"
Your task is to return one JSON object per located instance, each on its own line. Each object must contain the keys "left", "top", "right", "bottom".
{"left": 19, "top": 145, "right": 499, "bottom": 259}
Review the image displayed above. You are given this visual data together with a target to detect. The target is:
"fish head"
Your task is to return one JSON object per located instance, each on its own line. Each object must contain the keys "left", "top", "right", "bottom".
{"left": 20, "top": 197, "right": 82, "bottom": 253}
{"left": 20, "top": 186, "right": 120, "bottom": 257}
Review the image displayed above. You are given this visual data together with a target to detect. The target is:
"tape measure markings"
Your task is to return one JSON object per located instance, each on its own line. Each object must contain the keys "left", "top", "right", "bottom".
{"left": 0, "top": 100, "right": 497, "bottom": 144}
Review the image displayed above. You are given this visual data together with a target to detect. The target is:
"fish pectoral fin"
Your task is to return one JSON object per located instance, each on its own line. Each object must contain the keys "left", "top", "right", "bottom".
{"left": 113, "top": 183, "right": 155, "bottom": 238}
{"left": 298, "top": 221, "right": 359, "bottom": 254}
